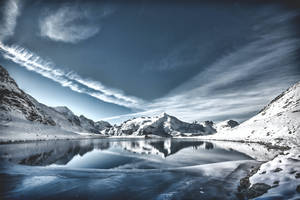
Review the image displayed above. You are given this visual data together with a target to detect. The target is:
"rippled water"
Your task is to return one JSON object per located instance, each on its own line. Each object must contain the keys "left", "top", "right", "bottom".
{"left": 0, "top": 138, "right": 257, "bottom": 200}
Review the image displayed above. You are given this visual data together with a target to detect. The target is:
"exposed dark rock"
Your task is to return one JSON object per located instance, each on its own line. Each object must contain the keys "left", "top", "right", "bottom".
{"left": 273, "top": 180, "right": 279, "bottom": 185}
{"left": 237, "top": 165, "right": 260, "bottom": 193}
{"left": 236, "top": 165, "right": 273, "bottom": 199}
{"left": 227, "top": 120, "right": 239, "bottom": 128}
{"left": 273, "top": 168, "right": 283, "bottom": 172}
{"left": 296, "top": 185, "right": 300, "bottom": 193}
{"left": 247, "top": 183, "right": 271, "bottom": 199}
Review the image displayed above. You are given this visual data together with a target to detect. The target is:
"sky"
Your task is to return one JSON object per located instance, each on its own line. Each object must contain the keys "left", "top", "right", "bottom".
{"left": 0, "top": 0, "right": 299, "bottom": 124}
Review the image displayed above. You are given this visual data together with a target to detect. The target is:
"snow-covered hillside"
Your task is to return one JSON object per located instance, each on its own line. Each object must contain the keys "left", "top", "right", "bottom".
{"left": 102, "top": 112, "right": 217, "bottom": 137}
{"left": 0, "top": 65, "right": 111, "bottom": 142}
{"left": 204, "top": 81, "right": 300, "bottom": 147}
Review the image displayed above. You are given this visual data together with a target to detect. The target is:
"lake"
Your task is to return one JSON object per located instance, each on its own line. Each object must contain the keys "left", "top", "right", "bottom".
{"left": 0, "top": 138, "right": 258, "bottom": 200}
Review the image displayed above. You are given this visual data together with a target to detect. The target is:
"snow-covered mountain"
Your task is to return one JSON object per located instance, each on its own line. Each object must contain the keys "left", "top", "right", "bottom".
{"left": 0, "top": 65, "right": 56, "bottom": 126}
{"left": 52, "top": 106, "right": 112, "bottom": 134}
{"left": 102, "top": 112, "right": 217, "bottom": 137}
{"left": 206, "top": 81, "right": 300, "bottom": 147}
{"left": 0, "top": 65, "right": 111, "bottom": 141}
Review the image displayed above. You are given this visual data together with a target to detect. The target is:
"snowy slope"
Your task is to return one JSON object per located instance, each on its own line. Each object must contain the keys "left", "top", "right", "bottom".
{"left": 102, "top": 112, "right": 216, "bottom": 137}
{"left": 204, "top": 81, "right": 300, "bottom": 147}
{"left": 52, "top": 107, "right": 112, "bottom": 134}
{"left": 0, "top": 65, "right": 111, "bottom": 141}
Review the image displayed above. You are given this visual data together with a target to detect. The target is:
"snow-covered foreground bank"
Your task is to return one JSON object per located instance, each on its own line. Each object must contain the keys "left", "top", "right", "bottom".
{"left": 197, "top": 82, "right": 300, "bottom": 199}
{"left": 188, "top": 140, "right": 300, "bottom": 199}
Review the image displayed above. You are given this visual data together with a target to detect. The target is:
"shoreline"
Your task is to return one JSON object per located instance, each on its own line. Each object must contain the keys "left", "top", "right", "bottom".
{"left": 0, "top": 134, "right": 108, "bottom": 145}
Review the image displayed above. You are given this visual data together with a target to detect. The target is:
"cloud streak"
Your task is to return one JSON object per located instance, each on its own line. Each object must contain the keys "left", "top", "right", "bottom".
{"left": 104, "top": 11, "right": 300, "bottom": 124}
{"left": 0, "top": 0, "right": 21, "bottom": 42}
{"left": 143, "top": 12, "right": 300, "bottom": 122}
{"left": 0, "top": 43, "right": 144, "bottom": 108}
{"left": 39, "top": 5, "right": 110, "bottom": 43}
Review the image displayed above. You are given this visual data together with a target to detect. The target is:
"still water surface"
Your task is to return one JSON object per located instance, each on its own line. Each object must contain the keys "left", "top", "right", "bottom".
{"left": 0, "top": 138, "right": 255, "bottom": 200}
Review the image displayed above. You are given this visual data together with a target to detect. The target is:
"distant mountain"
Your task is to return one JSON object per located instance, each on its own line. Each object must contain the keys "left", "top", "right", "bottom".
{"left": 102, "top": 112, "right": 217, "bottom": 137}
{"left": 0, "top": 65, "right": 111, "bottom": 140}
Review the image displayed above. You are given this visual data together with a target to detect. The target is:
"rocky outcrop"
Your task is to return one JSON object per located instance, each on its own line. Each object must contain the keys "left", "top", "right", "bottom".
{"left": 0, "top": 65, "right": 56, "bottom": 125}
{"left": 215, "top": 119, "right": 239, "bottom": 132}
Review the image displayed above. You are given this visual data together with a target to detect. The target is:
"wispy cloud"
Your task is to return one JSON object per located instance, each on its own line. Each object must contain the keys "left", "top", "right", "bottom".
{"left": 0, "top": 0, "right": 21, "bottom": 42}
{"left": 143, "top": 13, "right": 300, "bottom": 122}
{"left": 39, "top": 5, "right": 112, "bottom": 43}
{"left": 0, "top": 43, "right": 144, "bottom": 108}
{"left": 104, "top": 12, "right": 300, "bottom": 124}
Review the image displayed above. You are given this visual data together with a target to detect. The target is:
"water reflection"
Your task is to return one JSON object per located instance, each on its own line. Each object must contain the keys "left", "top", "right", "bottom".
{"left": 0, "top": 138, "right": 251, "bottom": 169}
{"left": 0, "top": 139, "right": 257, "bottom": 200}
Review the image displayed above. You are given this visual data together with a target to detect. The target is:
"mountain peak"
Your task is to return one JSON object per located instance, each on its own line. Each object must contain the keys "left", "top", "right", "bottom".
{"left": 53, "top": 106, "right": 74, "bottom": 116}
{"left": 0, "top": 65, "right": 8, "bottom": 76}
{"left": 160, "top": 112, "right": 168, "bottom": 117}
{"left": 259, "top": 81, "right": 300, "bottom": 117}
{"left": 157, "top": 112, "right": 173, "bottom": 119}
{"left": 0, "top": 65, "right": 20, "bottom": 93}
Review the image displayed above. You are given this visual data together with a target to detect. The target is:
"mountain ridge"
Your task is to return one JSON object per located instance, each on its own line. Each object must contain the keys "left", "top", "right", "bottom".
{"left": 0, "top": 65, "right": 111, "bottom": 139}
{"left": 102, "top": 112, "right": 219, "bottom": 137}
{"left": 1, "top": 64, "right": 299, "bottom": 144}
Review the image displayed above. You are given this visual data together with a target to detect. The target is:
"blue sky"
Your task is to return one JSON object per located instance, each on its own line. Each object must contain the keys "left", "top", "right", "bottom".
{"left": 0, "top": 0, "right": 300, "bottom": 124}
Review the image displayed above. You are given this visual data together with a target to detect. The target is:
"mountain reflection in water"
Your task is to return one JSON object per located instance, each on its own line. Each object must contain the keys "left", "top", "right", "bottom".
{"left": 0, "top": 138, "right": 254, "bottom": 171}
